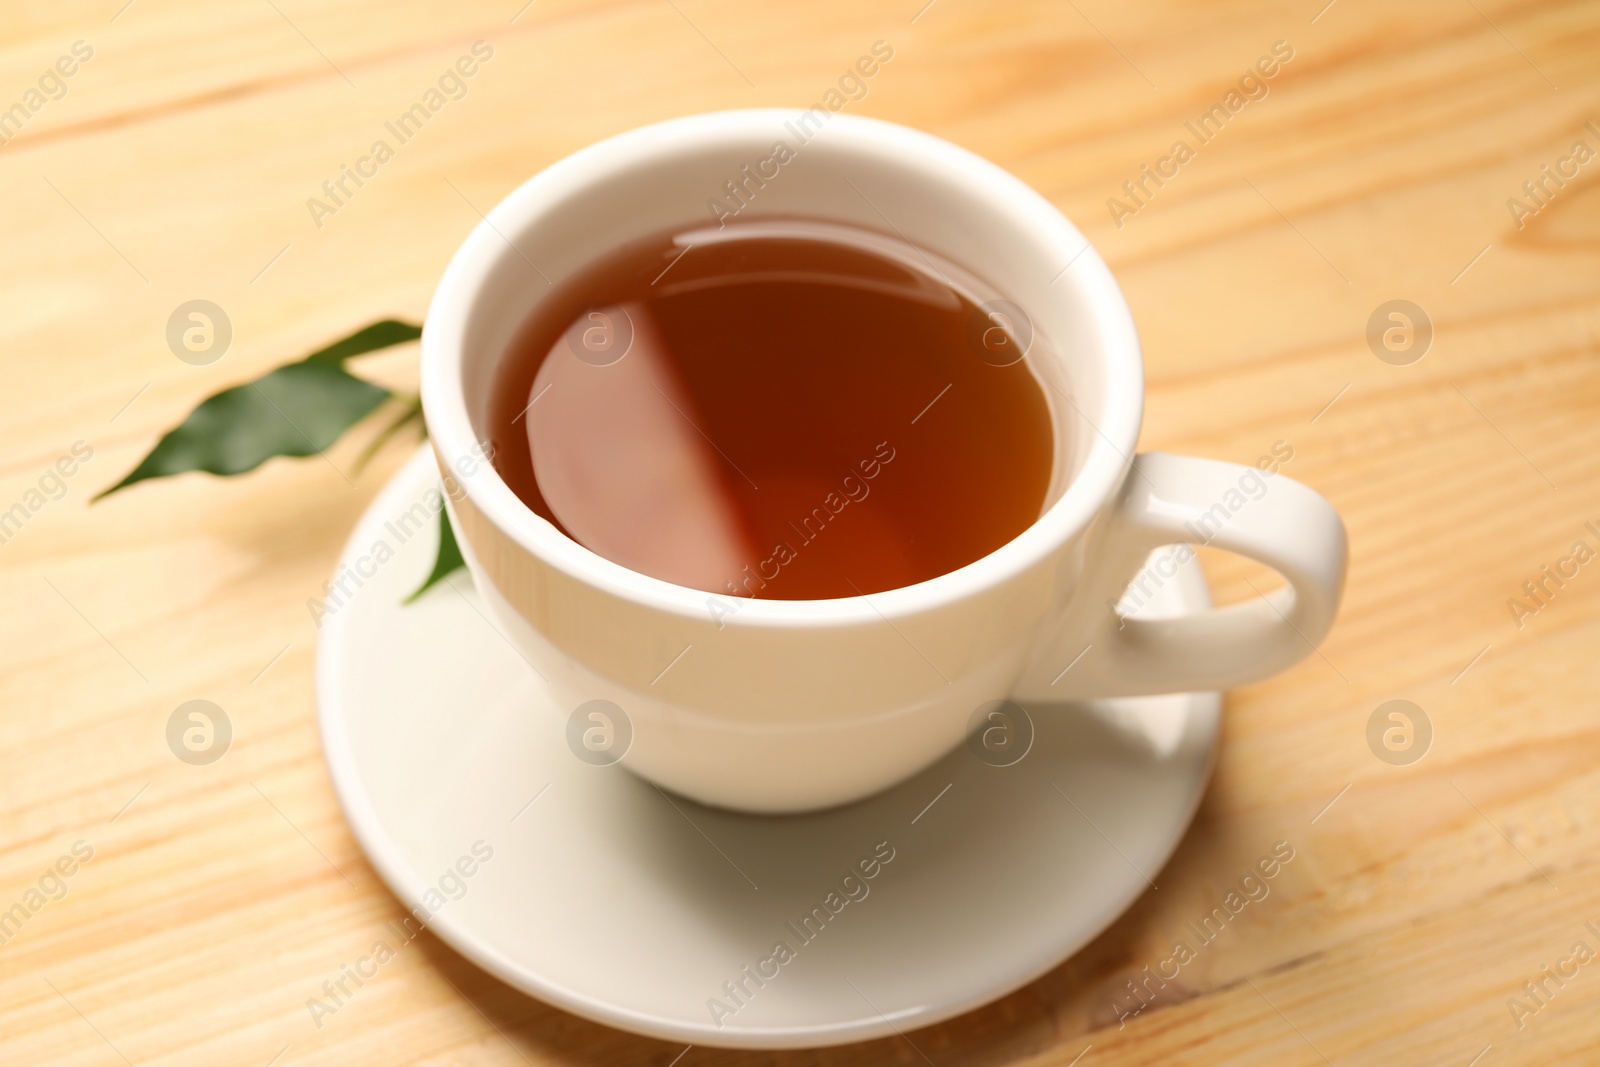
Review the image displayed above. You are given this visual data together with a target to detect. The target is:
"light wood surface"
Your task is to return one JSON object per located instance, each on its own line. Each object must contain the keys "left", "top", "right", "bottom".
{"left": 3, "top": 0, "right": 1599, "bottom": 1063}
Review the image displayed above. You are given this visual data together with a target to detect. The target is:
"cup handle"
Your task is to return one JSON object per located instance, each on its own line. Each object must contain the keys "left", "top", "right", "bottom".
{"left": 1012, "top": 452, "right": 1348, "bottom": 700}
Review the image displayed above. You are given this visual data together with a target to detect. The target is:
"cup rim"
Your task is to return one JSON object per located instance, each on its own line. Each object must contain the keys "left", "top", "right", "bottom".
{"left": 421, "top": 109, "right": 1142, "bottom": 625}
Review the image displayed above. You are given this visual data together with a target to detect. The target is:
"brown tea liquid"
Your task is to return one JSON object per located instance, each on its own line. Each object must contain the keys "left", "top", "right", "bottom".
{"left": 487, "top": 219, "right": 1055, "bottom": 600}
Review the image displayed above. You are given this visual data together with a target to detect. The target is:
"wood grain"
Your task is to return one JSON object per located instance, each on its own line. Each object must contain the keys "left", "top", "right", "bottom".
{"left": 2, "top": 0, "right": 1598, "bottom": 1063}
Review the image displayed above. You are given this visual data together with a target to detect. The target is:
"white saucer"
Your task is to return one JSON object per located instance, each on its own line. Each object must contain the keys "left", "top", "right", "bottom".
{"left": 318, "top": 447, "right": 1220, "bottom": 1049}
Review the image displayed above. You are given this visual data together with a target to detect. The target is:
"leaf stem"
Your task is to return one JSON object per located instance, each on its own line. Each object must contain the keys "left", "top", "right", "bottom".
{"left": 352, "top": 395, "right": 424, "bottom": 476}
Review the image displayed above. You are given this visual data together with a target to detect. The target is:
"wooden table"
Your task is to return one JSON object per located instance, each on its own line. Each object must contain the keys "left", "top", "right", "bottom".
{"left": 4, "top": 0, "right": 1598, "bottom": 1063}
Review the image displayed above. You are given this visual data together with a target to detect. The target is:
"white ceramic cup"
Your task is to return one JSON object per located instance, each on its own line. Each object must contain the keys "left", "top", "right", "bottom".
{"left": 421, "top": 109, "right": 1347, "bottom": 813}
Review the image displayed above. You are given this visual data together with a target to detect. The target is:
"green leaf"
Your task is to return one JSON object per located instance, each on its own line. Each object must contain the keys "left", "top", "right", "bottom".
{"left": 95, "top": 319, "right": 422, "bottom": 500}
{"left": 406, "top": 501, "right": 466, "bottom": 602}
{"left": 96, "top": 361, "right": 389, "bottom": 498}
{"left": 306, "top": 319, "right": 423, "bottom": 363}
